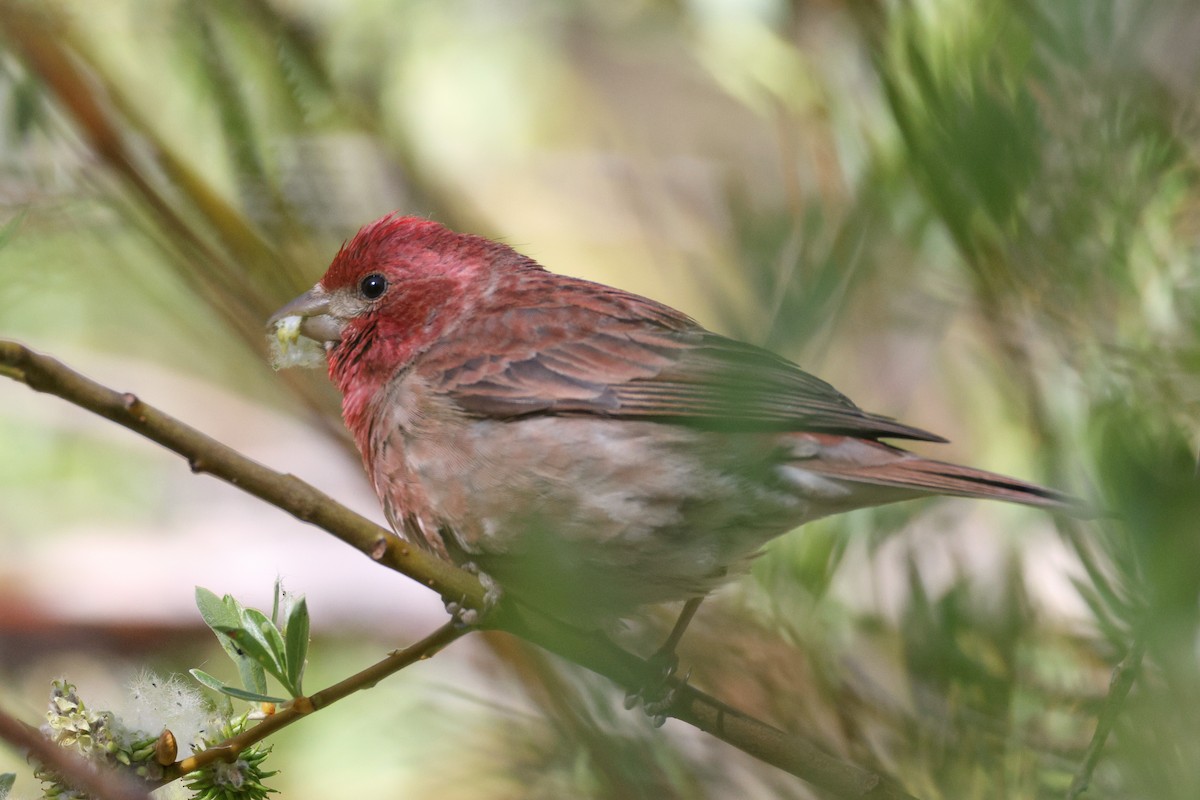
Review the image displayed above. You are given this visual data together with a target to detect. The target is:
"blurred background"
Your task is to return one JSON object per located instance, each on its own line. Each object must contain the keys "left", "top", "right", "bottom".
{"left": 0, "top": 0, "right": 1198, "bottom": 797}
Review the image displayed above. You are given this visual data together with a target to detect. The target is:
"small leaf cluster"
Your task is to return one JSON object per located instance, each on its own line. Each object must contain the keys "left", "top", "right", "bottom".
{"left": 28, "top": 578, "right": 309, "bottom": 800}
{"left": 190, "top": 581, "right": 310, "bottom": 704}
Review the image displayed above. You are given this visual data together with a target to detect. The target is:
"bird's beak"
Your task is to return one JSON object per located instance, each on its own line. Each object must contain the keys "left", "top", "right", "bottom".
{"left": 267, "top": 285, "right": 344, "bottom": 343}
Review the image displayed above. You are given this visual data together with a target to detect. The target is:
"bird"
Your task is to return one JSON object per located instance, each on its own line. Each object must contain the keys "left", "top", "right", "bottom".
{"left": 269, "top": 214, "right": 1080, "bottom": 632}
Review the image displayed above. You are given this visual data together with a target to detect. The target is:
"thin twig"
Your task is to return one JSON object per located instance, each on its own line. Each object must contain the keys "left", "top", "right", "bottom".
{"left": 163, "top": 620, "right": 467, "bottom": 781}
{"left": 0, "top": 339, "right": 920, "bottom": 800}
{"left": 0, "top": 705, "right": 151, "bottom": 800}
{"left": 1066, "top": 635, "right": 1146, "bottom": 800}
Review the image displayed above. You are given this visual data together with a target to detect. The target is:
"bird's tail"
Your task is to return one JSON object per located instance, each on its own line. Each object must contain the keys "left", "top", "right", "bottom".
{"left": 792, "top": 434, "right": 1090, "bottom": 516}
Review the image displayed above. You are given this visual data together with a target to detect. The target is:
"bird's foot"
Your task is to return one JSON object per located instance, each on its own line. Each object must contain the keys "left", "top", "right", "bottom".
{"left": 444, "top": 563, "right": 503, "bottom": 627}
{"left": 623, "top": 649, "right": 690, "bottom": 728}
{"left": 622, "top": 596, "right": 701, "bottom": 724}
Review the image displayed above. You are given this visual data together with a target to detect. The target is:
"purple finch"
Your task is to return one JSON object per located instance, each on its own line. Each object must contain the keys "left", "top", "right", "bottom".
{"left": 270, "top": 215, "right": 1077, "bottom": 625}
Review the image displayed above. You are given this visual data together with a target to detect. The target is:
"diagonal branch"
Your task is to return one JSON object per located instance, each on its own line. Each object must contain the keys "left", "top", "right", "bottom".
{"left": 0, "top": 340, "right": 483, "bottom": 609}
{"left": 0, "top": 339, "right": 920, "bottom": 800}
{"left": 0, "top": 704, "right": 151, "bottom": 800}
{"left": 163, "top": 619, "right": 468, "bottom": 781}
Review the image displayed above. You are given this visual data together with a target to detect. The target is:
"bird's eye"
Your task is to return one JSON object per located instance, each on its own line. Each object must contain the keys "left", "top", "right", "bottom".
{"left": 359, "top": 273, "right": 389, "bottom": 300}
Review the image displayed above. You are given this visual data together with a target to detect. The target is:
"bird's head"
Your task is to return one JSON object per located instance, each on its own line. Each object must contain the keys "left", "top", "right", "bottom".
{"left": 268, "top": 214, "right": 532, "bottom": 420}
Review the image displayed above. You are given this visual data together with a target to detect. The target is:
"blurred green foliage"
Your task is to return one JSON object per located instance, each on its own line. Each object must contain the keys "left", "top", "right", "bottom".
{"left": 1, "top": 0, "right": 1198, "bottom": 798}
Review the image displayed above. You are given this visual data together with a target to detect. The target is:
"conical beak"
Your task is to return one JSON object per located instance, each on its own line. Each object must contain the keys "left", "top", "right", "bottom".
{"left": 268, "top": 286, "right": 344, "bottom": 343}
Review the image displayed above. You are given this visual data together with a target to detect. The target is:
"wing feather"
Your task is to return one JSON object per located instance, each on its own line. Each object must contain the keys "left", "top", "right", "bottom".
{"left": 418, "top": 274, "right": 946, "bottom": 442}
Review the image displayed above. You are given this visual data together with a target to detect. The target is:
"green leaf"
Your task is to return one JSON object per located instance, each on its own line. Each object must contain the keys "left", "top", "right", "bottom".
{"left": 238, "top": 655, "right": 269, "bottom": 698}
{"left": 195, "top": 586, "right": 239, "bottom": 631}
{"left": 197, "top": 587, "right": 270, "bottom": 694}
{"left": 189, "top": 668, "right": 229, "bottom": 694}
{"left": 216, "top": 685, "right": 289, "bottom": 705}
{"left": 209, "top": 620, "right": 269, "bottom": 695}
{"left": 284, "top": 597, "right": 309, "bottom": 692}
{"left": 214, "top": 622, "right": 285, "bottom": 688}
{"left": 237, "top": 608, "right": 292, "bottom": 691}
{"left": 272, "top": 578, "right": 283, "bottom": 628}
{"left": 242, "top": 608, "right": 287, "bottom": 669}
{"left": 0, "top": 773, "right": 15, "bottom": 800}
{"left": 189, "top": 670, "right": 287, "bottom": 705}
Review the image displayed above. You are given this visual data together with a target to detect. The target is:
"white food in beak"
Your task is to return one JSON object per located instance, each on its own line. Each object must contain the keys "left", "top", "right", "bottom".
{"left": 268, "top": 314, "right": 329, "bottom": 370}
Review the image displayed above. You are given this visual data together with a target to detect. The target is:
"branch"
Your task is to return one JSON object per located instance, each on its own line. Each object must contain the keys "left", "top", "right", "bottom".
{"left": 0, "top": 340, "right": 919, "bottom": 800}
{"left": 163, "top": 620, "right": 467, "bottom": 781}
{"left": 493, "top": 604, "right": 916, "bottom": 799}
{"left": 0, "top": 339, "right": 484, "bottom": 608}
{"left": 0, "top": 704, "right": 151, "bottom": 800}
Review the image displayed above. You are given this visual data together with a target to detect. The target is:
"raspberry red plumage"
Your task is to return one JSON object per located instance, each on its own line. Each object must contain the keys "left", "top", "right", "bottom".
{"left": 271, "top": 214, "right": 1079, "bottom": 623}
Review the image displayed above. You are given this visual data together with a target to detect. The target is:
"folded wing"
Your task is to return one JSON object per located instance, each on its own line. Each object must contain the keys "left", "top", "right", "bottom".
{"left": 419, "top": 274, "right": 946, "bottom": 443}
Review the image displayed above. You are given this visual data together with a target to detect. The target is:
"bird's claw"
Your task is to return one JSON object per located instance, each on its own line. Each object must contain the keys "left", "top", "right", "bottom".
{"left": 643, "top": 668, "right": 690, "bottom": 727}
{"left": 444, "top": 563, "right": 503, "bottom": 627}
{"left": 443, "top": 599, "right": 475, "bottom": 627}
{"left": 477, "top": 569, "right": 503, "bottom": 611}
{"left": 624, "top": 652, "right": 689, "bottom": 727}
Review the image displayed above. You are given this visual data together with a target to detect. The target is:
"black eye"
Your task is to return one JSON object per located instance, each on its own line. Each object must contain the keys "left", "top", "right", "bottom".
{"left": 360, "top": 273, "right": 388, "bottom": 300}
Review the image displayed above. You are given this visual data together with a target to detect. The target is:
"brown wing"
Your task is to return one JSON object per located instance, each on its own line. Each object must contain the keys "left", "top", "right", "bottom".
{"left": 418, "top": 274, "right": 946, "bottom": 443}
